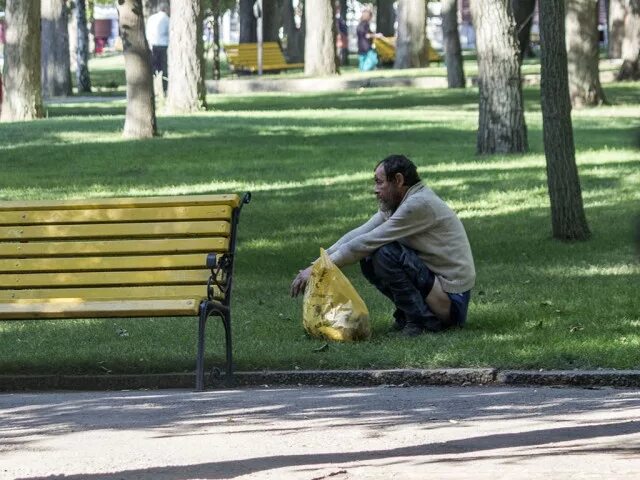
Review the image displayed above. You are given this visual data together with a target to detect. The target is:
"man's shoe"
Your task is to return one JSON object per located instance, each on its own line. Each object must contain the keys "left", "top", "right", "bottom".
{"left": 400, "top": 323, "right": 424, "bottom": 337}
{"left": 389, "top": 319, "right": 406, "bottom": 332}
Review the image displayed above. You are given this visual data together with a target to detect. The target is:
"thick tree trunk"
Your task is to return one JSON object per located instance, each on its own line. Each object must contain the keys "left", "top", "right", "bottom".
{"left": 617, "top": 0, "right": 640, "bottom": 80}
{"left": 395, "top": 0, "right": 427, "bottom": 68}
{"left": 41, "top": 0, "right": 72, "bottom": 98}
{"left": 304, "top": 0, "right": 336, "bottom": 75}
{"left": 539, "top": 0, "right": 590, "bottom": 240}
{"left": 263, "top": 0, "right": 283, "bottom": 42}
{"left": 377, "top": 0, "right": 396, "bottom": 36}
{"left": 471, "top": 0, "right": 528, "bottom": 154}
{"left": 608, "top": 0, "right": 626, "bottom": 58}
{"left": 240, "top": 0, "right": 257, "bottom": 43}
{"left": 76, "top": 0, "right": 92, "bottom": 93}
{"left": 1, "top": 0, "right": 43, "bottom": 122}
{"left": 117, "top": 0, "right": 157, "bottom": 138}
{"left": 566, "top": 0, "right": 607, "bottom": 106}
{"left": 442, "top": 0, "right": 465, "bottom": 87}
{"left": 167, "top": 0, "right": 206, "bottom": 113}
{"left": 283, "top": 0, "right": 305, "bottom": 62}
{"left": 511, "top": 0, "right": 536, "bottom": 61}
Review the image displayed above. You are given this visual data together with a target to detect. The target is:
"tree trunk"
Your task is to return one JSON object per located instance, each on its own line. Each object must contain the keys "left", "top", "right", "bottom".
{"left": 511, "top": 0, "right": 536, "bottom": 61}
{"left": 471, "top": 0, "right": 528, "bottom": 154}
{"left": 41, "top": 0, "right": 72, "bottom": 98}
{"left": 263, "top": 0, "right": 283, "bottom": 42}
{"left": 283, "top": 0, "right": 305, "bottom": 62}
{"left": 304, "top": 0, "right": 336, "bottom": 75}
{"left": 377, "top": 0, "right": 396, "bottom": 36}
{"left": 617, "top": 0, "right": 640, "bottom": 80}
{"left": 76, "top": 0, "right": 92, "bottom": 93}
{"left": 212, "top": 0, "right": 221, "bottom": 81}
{"left": 0, "top": 0, "right": 43, "bottom": 122}
{"left": 539, "top": 0, "right": 590, "bottom": 240}
{"left": 167, "top": 0, "right": 206, "bottom": 113}
{"left": 395, "top": 0, "right": 427, "bottom": 68}
{"left": 566, "top": 0, "right": 607, "bottom": 106}
{"left": 608, "top": 0, "right": 626, "bottom": 58}
{"left": 442, "top": 0, "right": 465, "bottom": 87}
{"left": 240, "top": 0, "right": 257, "bottom": 42}
{"left": 117, "top": 0, "right": 157, "bottom": 138}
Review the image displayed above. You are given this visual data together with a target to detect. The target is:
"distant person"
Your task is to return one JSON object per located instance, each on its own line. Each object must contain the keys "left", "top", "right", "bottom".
{"left": 356, "top": 7, "right": 381, "bottom": 71}
{"left": 335, "top": 2, "right": 349, "bottom": 66}
{"left": 146, "top": 2, "right": 170, "bottom": 95}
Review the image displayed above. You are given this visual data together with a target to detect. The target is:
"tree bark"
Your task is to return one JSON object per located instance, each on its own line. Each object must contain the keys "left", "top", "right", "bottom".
{"left": 471, "top": 0, "right": 528, "bottom": 154}
{"left": 166, "top": 0, "right": 206, "bottom": 113}
{"left": 263, "top": 0, "right": 283, "bottom": 42}
{"left": 608, "top": 0, "right": 626, "bottom": 58}
{"left": 539, "top": 0, "right": 590, "bottom": 240}
{"left": 117, "top": 0, "right": 157, "bottom": 138}
{"left": 76, "top": 0, "right": 92, "bottom": 93}
{"left": 566, "top": 0, "right": 607, "bottom": 106}
{"left": 304, "top": 0, "right": 335, "bottom": 75}
{"left": 0, "top": 0, "right": 43, "bottom": 122}
{"left": 511, "top": 0, "right": 536, "bottom": 61}
{"left": 283, "top": 0, "right": 305, "bottom": 62}
{"left": 41, "top": 0, "right": 72, "bottom": 98}
{"left": 395, "top": 0, "right": 427, "bottom": 68}
{"left": 442, "top": 0, "right": 465, "bottom": 87}
{"left": 240, "top": 0, "right": 257, "bottom": 42}
{"left": 377, "top": 0, "right": 396, "bottom": 36}
{"left": 617, "top": 0, "right": 640, "bottom": 80}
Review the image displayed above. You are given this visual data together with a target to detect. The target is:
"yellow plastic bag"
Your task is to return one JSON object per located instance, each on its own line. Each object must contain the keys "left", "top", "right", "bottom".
{"left": 303, "top": 248, "right": 371, "bottom": 342}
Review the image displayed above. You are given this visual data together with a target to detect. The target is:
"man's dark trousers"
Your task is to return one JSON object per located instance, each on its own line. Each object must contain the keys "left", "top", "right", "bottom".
{"left": 151, "top": 45, "right": 168, "bottom": 95}
{"left": 360, "top": 242, "right": 468, "bottom": 332}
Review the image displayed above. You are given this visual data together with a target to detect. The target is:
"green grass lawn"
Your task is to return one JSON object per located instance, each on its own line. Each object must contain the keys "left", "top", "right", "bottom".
{"left": 1, "top": 82, "right": 639, "bottom": 375}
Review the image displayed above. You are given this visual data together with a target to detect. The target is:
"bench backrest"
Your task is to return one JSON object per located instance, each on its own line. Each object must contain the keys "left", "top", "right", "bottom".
{"left": 223, "top": 42, "right": 288, "bottom": 69}
{"left": 0, "top": 194, "right": 241, "bottom": 307}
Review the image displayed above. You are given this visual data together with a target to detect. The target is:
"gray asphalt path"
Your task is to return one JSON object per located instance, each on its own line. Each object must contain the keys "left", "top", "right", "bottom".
{"left": 1, "top": 385, "right": 640, "bottom": 480}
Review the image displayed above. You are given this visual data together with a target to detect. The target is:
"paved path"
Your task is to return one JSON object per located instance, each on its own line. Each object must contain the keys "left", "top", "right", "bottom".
{"left": 2, "top": 385, "right": 640, "bottom": 479}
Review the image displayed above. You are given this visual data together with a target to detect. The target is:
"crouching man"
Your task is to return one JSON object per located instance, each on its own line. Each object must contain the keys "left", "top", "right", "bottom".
{"left": 290, "top": 154, "right": 476, "bottom": 337}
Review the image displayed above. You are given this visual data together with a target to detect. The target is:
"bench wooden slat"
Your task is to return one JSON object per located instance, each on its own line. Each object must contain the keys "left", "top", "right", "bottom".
{"left": 0, "top": 205, "right": 233, "bottom": 226}
{"left": 0, "top": 285, "right": 218, "bottom": 301}
{"left": 0, "top": 269, "right": 210, "bottom": 289}
{"left": 0, "top": 298, "right": 201, "bottom": 319}
{"left": 0, "top": 237, "right": 229, "bottom": 258}
{"left": 0, "top": 221, "right": 230, "bottom": 241}
{"left": 0, "top": 254, "right": 217, "bottom": 273}
{"left": 223, "top": 42, "right": 303, "bottom": 72}
{"left": 0, "top": 194, "right": 240, "bottom": 211}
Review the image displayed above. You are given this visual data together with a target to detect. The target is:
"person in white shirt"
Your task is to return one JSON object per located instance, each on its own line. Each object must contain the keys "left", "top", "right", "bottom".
{"left": 146, "top": 2, "right": 170, "bottom": 95}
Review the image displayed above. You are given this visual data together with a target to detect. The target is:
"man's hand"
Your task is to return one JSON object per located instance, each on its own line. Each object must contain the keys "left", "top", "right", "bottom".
{"left": 290, "top": 266, "right": 312, "bottom": 297}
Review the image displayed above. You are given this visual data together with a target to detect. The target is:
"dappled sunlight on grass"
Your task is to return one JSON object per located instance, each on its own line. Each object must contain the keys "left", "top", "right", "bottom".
{"left": 1, "top": 82, "right": 639, "bottom": 374}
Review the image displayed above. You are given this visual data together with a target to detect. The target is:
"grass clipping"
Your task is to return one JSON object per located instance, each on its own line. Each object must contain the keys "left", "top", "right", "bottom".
{"left": 303, "top": 249, "right": 371, "bottom": 342}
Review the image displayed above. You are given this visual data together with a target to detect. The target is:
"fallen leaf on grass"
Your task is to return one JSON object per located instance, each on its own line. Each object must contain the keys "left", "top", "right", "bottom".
{"left": 541, "top": 300, "right": 553, "bottom": 306}
{"left": 313, "top": 343, "right": 329, "bottom": 353}
{"left": 569, "top": 324, "right": 584, "bottom": 333}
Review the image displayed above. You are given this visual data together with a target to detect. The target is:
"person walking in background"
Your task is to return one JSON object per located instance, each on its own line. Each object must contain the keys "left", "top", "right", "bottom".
{"left": 146, "top": 2, "right": 170, "bottom": 95}
{"left": 335, "top": 2, "right": 349, "bottom": 66}
{"left": 356, "top": 7, "right": 381, "bottom": 71}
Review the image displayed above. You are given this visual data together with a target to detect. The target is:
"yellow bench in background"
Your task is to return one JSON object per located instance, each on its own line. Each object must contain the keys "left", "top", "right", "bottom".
{"left": 223, "top": 42, "right": 304, "bottom": 73}
{"left": 374, "top": 36, "right": 443, "bottom": 65}
{"left": 0, "top": 192, "right": 251, "bottom": 391}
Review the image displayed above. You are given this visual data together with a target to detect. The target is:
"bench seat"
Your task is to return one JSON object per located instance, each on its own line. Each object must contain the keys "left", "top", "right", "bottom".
{"left": 223, "top": 42, "right": 304, "bottom": 73}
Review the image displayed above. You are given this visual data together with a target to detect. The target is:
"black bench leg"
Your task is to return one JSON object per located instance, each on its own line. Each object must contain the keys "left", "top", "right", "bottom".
{"left": 196, "top": 302, "right": 208, "bottom": 391}
{"left": 195, "top": 301, "right": 233, "bottom": 391}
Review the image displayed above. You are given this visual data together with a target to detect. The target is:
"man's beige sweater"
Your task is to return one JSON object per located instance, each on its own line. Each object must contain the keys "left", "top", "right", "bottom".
{"left": 326, "top": 182, "right": 475, "bottom": 293}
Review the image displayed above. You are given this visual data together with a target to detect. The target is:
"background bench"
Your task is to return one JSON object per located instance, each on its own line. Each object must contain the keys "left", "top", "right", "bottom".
{"left": 223, "top": 42, "right": 304, "bottom": 73}
{"left": 374, "top": 36, "right": 443, "bottom": 65}
{"left": 0, "top": 192, "right": 251, "bottom": 391}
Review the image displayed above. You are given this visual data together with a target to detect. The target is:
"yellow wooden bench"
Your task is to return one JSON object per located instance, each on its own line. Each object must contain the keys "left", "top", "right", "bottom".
{"left": 373, "top": 36, "right": 443, "bottom": 65}
{"left": 0, "top": 192, "right": 251, "bottom": 391}
{"left": 223, "top": 41, "right": 304, "bottom": 73}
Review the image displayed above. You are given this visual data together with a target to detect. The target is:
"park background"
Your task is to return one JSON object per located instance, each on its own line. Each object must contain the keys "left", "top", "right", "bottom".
{"left": 0, "top": 0, "right": 638, "bottom": 378}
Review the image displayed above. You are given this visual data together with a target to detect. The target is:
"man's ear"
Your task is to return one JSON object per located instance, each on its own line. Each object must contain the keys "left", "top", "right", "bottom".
{"left": 394, "top": 172, "right": 405, "bottom": 187}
